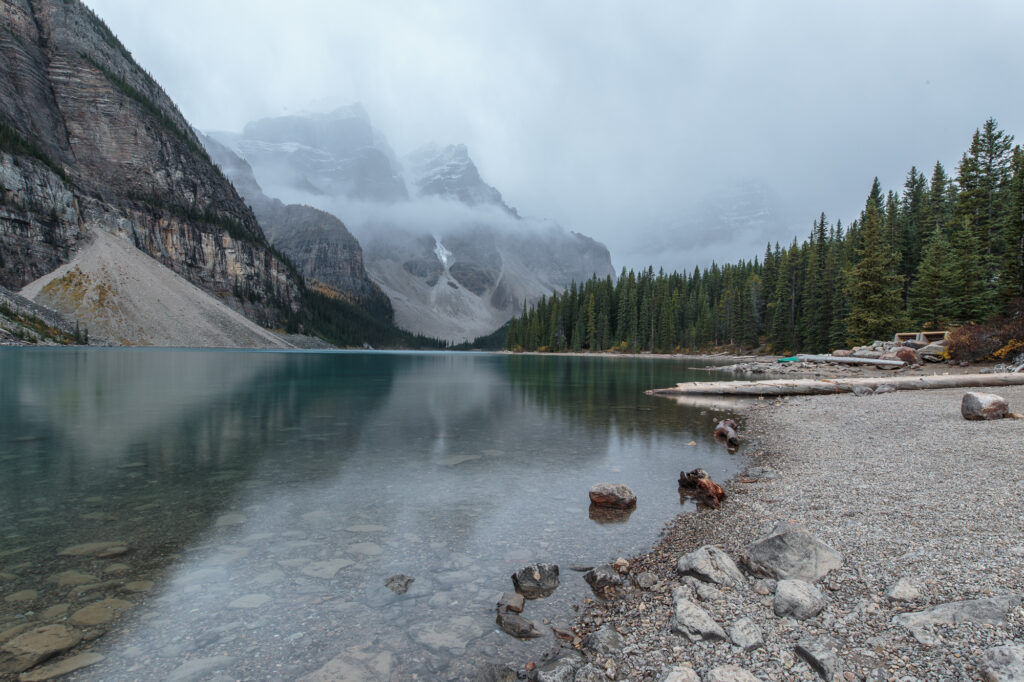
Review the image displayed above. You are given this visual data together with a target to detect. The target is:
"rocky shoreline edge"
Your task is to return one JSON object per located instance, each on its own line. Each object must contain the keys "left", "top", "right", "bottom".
{"left": 487, "top": 385, "right": 1024, "bottom": 682}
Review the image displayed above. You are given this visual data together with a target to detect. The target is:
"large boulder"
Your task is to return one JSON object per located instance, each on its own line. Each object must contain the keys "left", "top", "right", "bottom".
{"left": 588, "top": 483, "right": 637, "bottom": 508}
{"left": 511, "top": 564, "right": 559, "bottom": 599}
{"left": 743, "top": 521, "right": 842, "bottom": 582}
{"left": 669, "top": 588, "right": 727, "bottom": 642}
{"left": 773, "top": 579, "right": 826, "bottom": 620}
{"left": 676, "top": 546, "right": 745, "bottom": 588}
{"left": 961, "top": 392, "right": 1009, "bottom": 421}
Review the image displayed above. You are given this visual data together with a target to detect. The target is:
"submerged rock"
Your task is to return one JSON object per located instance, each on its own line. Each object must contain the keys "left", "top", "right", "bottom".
{"left": 496, "top": 591, "right": 524, "bottom": 613}
{"left": 533, "top": 650, "right": 585, "bottom": 682}
{"left": 511, "top": 563, "right": 559, "bottom": 599}
{"left": 0, "top": 624, "right": 82, "bottom": 673}
{"left": 384, "top": 574, "right": 415, "bottom": 595}
{"left": 18, "top": 652, "right": 105, "bottom": 681}
{"left": 495, "top": 610, "right": 540, "bottom": 638}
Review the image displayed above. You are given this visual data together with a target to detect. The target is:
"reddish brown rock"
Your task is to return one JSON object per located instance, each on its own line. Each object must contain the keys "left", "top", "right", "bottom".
{"left": 895, "top": 347, "right": 921, "bottom": 365}
{"left": 588, "top": 483, "right": 636, "bottom": 509}
{"left": 961, "top": 392, "right": 1009, "bottom": 421}
{"left": 714, "top": 419, "right": 740, "bottom": 447}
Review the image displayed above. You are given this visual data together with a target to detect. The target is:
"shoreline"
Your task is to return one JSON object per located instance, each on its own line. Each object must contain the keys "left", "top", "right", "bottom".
{"left": 525, "top": 385, "right": 1024, "bottom": 681}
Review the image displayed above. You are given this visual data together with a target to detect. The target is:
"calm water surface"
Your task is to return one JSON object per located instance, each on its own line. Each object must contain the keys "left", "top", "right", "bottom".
{"left": 0, "top": 349, "right": 743, "bottom": 680}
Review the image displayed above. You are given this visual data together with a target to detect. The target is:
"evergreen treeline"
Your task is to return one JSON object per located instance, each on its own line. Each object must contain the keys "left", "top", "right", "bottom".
{"left": 506, "top": 118, "right": 1024, "bottom": 354}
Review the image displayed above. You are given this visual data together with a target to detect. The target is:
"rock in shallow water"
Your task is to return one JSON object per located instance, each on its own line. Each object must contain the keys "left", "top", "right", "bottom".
{"left": 583, "top": 565, "right": 622, "bottom": 593}
{"left": 18, "top": 652, "right": 105, "bottom": 681}
{"left": 384, "top": 574, "right": 415, "bottom": 594}
{"left": 511, "top": 563, "right": 559, "bottom": 599}
{"left": 588, "top": 483, "right": 636, "bottom": 508}
{"left": 0, "top": 624, "right": 82, "bottom": 673}
{"left": 495, "top": 610, "right": 540, "bottom": 638}
{"left": 496, "top": 591, "right": 524, "bottom": 613}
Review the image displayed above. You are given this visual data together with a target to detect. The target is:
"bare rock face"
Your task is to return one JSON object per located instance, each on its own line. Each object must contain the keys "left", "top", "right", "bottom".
{"left": 961, "top": 392, "right": 1010, "bottom": 420}
{"left": 0, "top": 0, "right": 300, "bottom": 330}
{"left": 589, "top": 483, "right": 637, "bottom": 509}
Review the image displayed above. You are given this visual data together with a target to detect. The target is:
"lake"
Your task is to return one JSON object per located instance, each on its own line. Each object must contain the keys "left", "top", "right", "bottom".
{"left": 0, "top": 349, "right": 743, "bottom": 680}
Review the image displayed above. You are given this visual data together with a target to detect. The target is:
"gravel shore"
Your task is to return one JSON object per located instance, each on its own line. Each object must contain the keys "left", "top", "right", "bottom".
{"left": 557, "top": 385, "right": 1024, "bottom": 681}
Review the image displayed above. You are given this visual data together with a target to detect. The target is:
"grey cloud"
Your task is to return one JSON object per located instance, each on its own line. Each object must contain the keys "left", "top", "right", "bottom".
{"left": 86, "top": 0, "right": 1024, "bottom": 271}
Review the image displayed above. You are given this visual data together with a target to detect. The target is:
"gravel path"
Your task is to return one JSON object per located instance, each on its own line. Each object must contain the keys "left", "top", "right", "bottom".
{"left": 556, "top": 386, "right": 1024, "bottom": 681}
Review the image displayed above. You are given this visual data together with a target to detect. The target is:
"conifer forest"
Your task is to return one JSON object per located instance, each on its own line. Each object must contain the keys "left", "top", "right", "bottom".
{"left": 505, "top": 118, "right": 1024, "bottom": 354}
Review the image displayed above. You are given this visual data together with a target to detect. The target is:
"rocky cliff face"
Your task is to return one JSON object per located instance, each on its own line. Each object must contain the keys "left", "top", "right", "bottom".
{"left": 0, "top": 0, "right": 300, "bottom": 327}
{"left": 201, "top": 133, "right": 391, "bottom": 314}
{"left": 216, "top": 109, "right": 616, "bottom": 341}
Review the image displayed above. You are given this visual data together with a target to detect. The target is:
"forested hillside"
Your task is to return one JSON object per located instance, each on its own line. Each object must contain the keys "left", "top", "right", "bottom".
{"left": 506, "top": 118, "right": 1024, "bottom": 354}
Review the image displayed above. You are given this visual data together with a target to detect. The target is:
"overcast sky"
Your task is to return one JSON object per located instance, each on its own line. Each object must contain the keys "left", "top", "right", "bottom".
{"left": 86, "top": 1, "right": 1024, "bottom": 272}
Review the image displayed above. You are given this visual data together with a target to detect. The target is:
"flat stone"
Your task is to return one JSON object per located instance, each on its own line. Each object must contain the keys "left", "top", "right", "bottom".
{"left": 4, "top": 590, "right": 37, "bottom": 604}
{"left": 706, "top": 665, "right": 761, "bottom": 682}
{"left": 0, "top": 624, "right": 33, "bottom": 644}
{"left": 101, "top": 564, "right": 130, "bottom": 575}
{"left": 301, "top": 559, "right": 354, "bottom": 579}
{"left": 48, "top": 571, "right": 97, "bottom": 587}
{"left": 227, "top": 594, "right": 269, "bottom": 609}
{"left": 982, "top": 644, "right": 1024, "bottom": 682}
{"left": 0, "top": 625, "right": 82, "bottom": 674}
{"left": 251, "top": 570, "right": 285, "bottom": 586}
{"left": 885, "top": 578, "right": 922, "bottom": 602}
{"left": 95, "top": 546, "right": 128, "bottom": 559}
{"left": 0, "top": 573, "right": 17, "bottom": 583}
{"left": 18, "top": 652, "right": 104, "bottom": 680}
{"left": 300, "top": 510, "right": 331, "bottom": 522}
{"left": 796, "top": 637, "right": 840, "bottom": 680}
{"left": 728, "top": 616, "right": 764, "bottom": 651}
{"left": 166, "top": 655, "right": 236, "bottom": 682}
{"left": 472, "top": 662, "right": 518, "bottom": 682}
{"left": 744, "top": 521, "right": 842, "bottom": 582}
{"left": 670, "top": 588, "right": 727, "bottom": 642}
{"left": 676, "top": 545, "right": 745, "bottom": 587}
{"left": 896, "top": 595, "right": 1020, "bottom": 629}
{"left": 57, "top": 542, "right": 126, "bottom": 557}
{"left": 347, "top": 542, "right": 382, "bottom": 556}
{"left": 68, "top": 599, "right": 133, "bottom": 626}
{"left": 773, "top": 579, "right": 826, "bottom": 620}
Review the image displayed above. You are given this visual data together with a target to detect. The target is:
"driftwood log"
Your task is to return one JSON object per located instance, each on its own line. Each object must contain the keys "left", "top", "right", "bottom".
{"left": 678, "top": 468, "right": 726, "bottom": 508}
{"left": 648, "top": 373, "right": 1024, "bottom": 398}
{"left": 796, "top": 354, "right": 905, "bottom": 367}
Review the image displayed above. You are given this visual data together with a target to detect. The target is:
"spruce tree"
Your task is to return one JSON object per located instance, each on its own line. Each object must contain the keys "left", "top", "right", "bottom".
{"left": 910, "top": 226, "right": 958, "bottom": 328}
{"left": 845, "top": 199, "right": 907, "bottom": 345}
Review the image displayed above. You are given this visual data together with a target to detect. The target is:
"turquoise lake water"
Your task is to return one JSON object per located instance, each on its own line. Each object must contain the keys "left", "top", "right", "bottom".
{"left": 0, "top": 349, "right": 743, "bottom": 680}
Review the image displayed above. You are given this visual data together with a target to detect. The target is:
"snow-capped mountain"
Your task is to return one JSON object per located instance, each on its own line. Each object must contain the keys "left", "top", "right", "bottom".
{"left": 211, "top": 107, "right": 615, "bottom": 342}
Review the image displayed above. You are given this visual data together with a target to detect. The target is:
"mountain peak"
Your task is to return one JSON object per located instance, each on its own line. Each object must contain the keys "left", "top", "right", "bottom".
{"left": 404, "top": 143, "right": 517, "bottom": 216}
